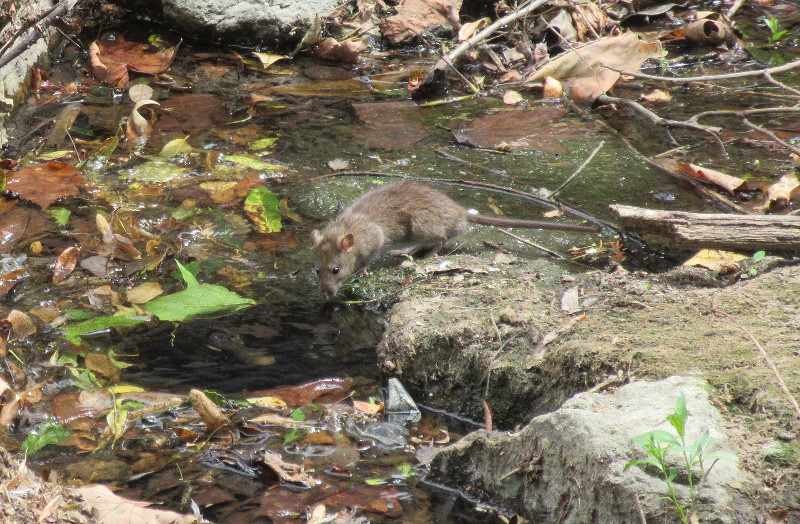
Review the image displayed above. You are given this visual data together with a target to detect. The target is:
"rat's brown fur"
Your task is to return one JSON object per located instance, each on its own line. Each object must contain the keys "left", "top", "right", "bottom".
{"left": 311, "top": 181, "right": 598, "bottom": 299}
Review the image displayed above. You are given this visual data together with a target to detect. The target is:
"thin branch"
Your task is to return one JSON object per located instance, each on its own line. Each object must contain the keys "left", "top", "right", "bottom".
{"left": 602, "top": 58, "right": 800, "bottom": 84}
{"left": 0, "top": 0, "right": 79, "bottom": 70}
{"left": 689, "top": 106, "right": 800, "bottom": 123}
{"left": 548, "top": 140, "right": 605, "bottom": 198}
{"left": 763, "top": 72, "right": 800, "bottom": 97}
{"left": 741, "top": 118, "right": 800, "bottom": 156}
{"left": 597, "top": 94, "right": 726, "bottom": 153}
{"left": 740, "top": 327, "right": 800, "bottom": 419}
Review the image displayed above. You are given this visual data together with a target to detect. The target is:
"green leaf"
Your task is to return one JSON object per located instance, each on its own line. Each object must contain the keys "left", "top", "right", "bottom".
{"left": 290, "top": 408, "right": 306, "bottom": 421}
{"left": 633, "top": 430, "right": 679, "bottom": 446}
{"left": 705, "top": 450, "right": 738, "bottom": 462}
{"left": 284, "top": 428, "right": 305, "bottom": 444}
{"left": 159, "top": 136, "right": 193, "bottom": 158}
{"left": 752, "top": 250, "right": 766, "bottom": 262}
{"left": 106, "top": 408, "right": 129, "bottom": 439}
{"left": 142, "top": 280, "right": 254, "bottom": 321}
{"left": 21, "top": 420, "right": 71, "bottom": 455}
{"left": 249, "top": 137, "right": 279, "bottom": 151}
{"left": 65, "top": 309, "right": 96, "bottom": 321}
{"left": 364, "top": 478, "right": 386, "bottom": 485}
{"left": 47, "top": 207, "right": 71, "bottom": 227}
{"left": 224, "top": 155, "right": 285, "bottom": 172}
{"left": 38, "top": 150, "right": 72, "bottom": 160}
{"left": 61, "top": 315, "right": 149, "bottom": 344}
{"left": 666, "top": 393, "right": 688, "bottom": 438}
{"left": 396, "top": 463, "right": 415, "bottom": 477}
{"left": 244, "top": 187, "right": 283, "bottom": 233}
{"left": 203, "top": 390, "right": 228, "bottom": 406}
{"left": 175, "top": 260, "right": 200, "bottom": 286}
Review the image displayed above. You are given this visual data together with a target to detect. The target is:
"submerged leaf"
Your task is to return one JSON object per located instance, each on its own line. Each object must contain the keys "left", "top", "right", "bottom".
{"left": 21, "top": 419, "right": 71, "bottom": 454}
{"left": 244, "top": 187, "right": 283, "bottom": 233}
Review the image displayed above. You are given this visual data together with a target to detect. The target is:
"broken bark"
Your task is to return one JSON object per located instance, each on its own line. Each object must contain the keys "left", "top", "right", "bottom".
{"left": 611, "top": 204, "right": 800, "bottom": 251}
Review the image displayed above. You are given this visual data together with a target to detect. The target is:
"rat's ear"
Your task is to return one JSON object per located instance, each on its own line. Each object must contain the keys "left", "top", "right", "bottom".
{"left": 311, "top": 230, "right": 323, "bottom": 246}
{"left": 340, "top": 234, "right": 355, "bottom": 252}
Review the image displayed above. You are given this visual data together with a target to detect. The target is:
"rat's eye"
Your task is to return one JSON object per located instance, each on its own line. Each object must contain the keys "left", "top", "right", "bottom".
{"left": 331, "top": 266, "right": 340, "bottom": 275}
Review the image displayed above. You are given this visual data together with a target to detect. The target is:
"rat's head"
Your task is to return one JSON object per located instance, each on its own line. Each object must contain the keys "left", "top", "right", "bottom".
{"left": 311, "top": 229, "right": 359, "bottom": 300}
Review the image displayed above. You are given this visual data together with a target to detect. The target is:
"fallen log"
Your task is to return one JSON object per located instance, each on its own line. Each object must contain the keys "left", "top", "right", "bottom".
{"left": 610, "top": 204, "right": 800, "bottom": 252}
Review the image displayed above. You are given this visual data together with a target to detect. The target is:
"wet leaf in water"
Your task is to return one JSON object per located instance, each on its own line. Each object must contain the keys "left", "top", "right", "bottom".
{"left": 7, "top": 310, "right": 36, "bottom": 338}
{"left": 225, "top": 155, "right": 286, "bottom": 172}
{"left": 309, "top": 38, "right": 367, "bottom": 64}
{"left": 128, "top": 83, "right": 154, "bottom": 102}
{"left": 379, "top": 0, "right": 460, "bottom": 44}
{"left": 61, "top": 315, "right": 148, "bottom": 345}
{"left": 85, "top": 353, "right": 121, "bottom": 382}
{"left": 252, "top": 378, "right": 354, "bottom": 407}
{"left": 123, "top": 158, "right": 192, "bottom": 183}
{"left": 351, "top": 100, "right": 429, "bottom": 151}
{"left": 141, "top": 261, "right": 255, "bottom": 321}
{"left": 53, "top": 246, "right": 80, "bottom": 284}
{"left": 5, "top": 163, "right": 84, "bottom": 209}
{"left": 244, "top": 187, "right": 282, "bottom": 233}
{"left": 21, "top": 419, "right": 71, "bottom": 455}
{"left": 249, "top": 137, "right": 279, "bottom": 151}
{"left": 246, "top": 395, "right": 287, "bottom": 409}
{"left": 260, "top": 78, "right": 374, "bottom": 99}
{"left": 47, "top": 207, "right": 71, "bottom": 226}
{"left": 76, "top": 485, "right": 197, "bottom": 524}
{"left": 247, "top": 231, "right": 301, "bottom": 251}
{"left": 158, "top": 136, "right": 193, "bottom": 157}
{"left": 126, "top": 282, "right": 164, "bottom": 304}
{"left": 88, "top": 34, "right": 181, "bottom": 87}
{"left": 454, "top": 107, "right": 598, "bottom": 154}
{"left": 353, "top": 399, "right": 383, "bottom": 414}
{"left": 125, "top": 100, "right": 160, "bottom": 142}
{"left": 0, "top": 268, "right": 27, "bottom": 300}
{"left": 252, "top": 52, "right": 288, "bottom": 68}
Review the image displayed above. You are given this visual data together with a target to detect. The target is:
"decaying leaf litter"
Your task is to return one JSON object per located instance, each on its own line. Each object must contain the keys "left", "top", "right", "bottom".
{"left": 1, "top": 0, "right": 800, "bottom": 521}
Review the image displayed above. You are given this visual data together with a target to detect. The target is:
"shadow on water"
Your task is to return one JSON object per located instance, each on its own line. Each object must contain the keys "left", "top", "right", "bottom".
{"left": 119, "top": 300, "right": 383, "bottom": 393}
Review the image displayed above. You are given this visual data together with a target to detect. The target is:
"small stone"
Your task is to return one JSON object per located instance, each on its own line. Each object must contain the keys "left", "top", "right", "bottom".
{"left": 498, "top": 307, "right": 522, "bottom": 326}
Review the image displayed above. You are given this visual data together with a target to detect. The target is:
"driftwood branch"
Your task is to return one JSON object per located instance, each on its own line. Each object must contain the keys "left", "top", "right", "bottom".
{"left": 610, "top": 204, "right": 800, "bottom": 251}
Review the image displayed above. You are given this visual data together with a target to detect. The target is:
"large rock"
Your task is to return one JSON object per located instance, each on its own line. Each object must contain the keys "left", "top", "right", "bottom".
{"left": 428, "top": 376, "right": 756, "bottom": 523}
{"left": 123, "top": 0, "right": 346, "bottom": 48}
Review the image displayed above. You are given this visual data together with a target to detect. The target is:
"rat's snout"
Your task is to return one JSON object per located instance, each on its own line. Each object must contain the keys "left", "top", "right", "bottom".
{"left": 318, "top": 276, "right": 340, "bottom": 301}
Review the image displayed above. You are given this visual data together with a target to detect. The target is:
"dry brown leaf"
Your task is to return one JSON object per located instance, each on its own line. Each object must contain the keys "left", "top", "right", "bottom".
{"left": 310, "top": 38, "right": 366, "bottom": 64}
{"left": 502, "top": 90, "right": 523, "bottom": 105}
{"left": 686, "top": 18, "right": 731, "bottom": 46}
{"left": 5, "top": 163, "right": 84, "bottom": 209}
{"left": 640, "top": 88, "right": 672, "bottom": 102}
{"left": 353, "top": 399, "right": 383, "bottom": 414}
{"left": 125, "top": 100, "right": 160, "bottom": 141}
{"left": 379, "top": 0, "right": 463, "bottom": 44}
{"left": 683, "top": 249, "right": 747, "bottom": 273}
{"left": 763, "top": 173, "right": 800, "bottom": 206}
{"left": 458, "top": 17, "right": 489, "bottom": 41}
{"left": 76, "top": 484, "right": 198, "bottom": 524}
{"left": 260, "top": 451, "right": 321, "bottom": 487}
{"left": 526, "top": 32, "right": 664, "bottom": 103}
{"left": 542, "top": 76, "right": 563, "bottom": 98}
{"left": 53, "top": 246, "right": 80, "bottom": 284}
{"left": 678, "top": 163, "right": 746, "bottom": 194}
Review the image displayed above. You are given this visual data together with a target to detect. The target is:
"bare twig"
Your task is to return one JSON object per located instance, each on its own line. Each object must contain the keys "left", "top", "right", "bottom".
{"left": 763, "top": 72, "right": 800, "bottom": 97}
{"left": 417, "top": 0, "right": 550, "bottom": 92}
{"left": 741, "top": 118, "right": 800, "bottom": 156}
{"left": 602, "top": 58, "right": 800, "bottom": 84}
{"left": 597, "top": 94, "right": 726, "bottom": 153}
{"left": 689, "top": 106, "right": 800, "bottom": 123}
{"left": 740, "top": 327, "right": 800, "bottom": 419}
{"left": 548, "top": 140, "right": 605, "bottom": 198}
{"left": 0, "top": 0, "right": 79, "bottom": 70}
{"left": 498, "top": 229, "right": 566, "bottom": 259}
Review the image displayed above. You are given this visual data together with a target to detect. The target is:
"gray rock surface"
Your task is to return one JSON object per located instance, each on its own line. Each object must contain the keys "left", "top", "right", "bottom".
{"left": 156, "top": 0, "right": 345, "bottom": 48}
{"left": 429, "top": 376, "right": 755, "bottom": 523}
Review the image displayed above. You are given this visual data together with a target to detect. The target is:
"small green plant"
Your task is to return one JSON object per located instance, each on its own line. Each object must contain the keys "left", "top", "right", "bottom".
{"left": 739, "top": 250, "right": 765, "bottom": 280}
{"left": 624, "top": 393, "right": 738, "bottom": 523}
{"left": 765, "top": 18, "right": 788, "bottom": 44}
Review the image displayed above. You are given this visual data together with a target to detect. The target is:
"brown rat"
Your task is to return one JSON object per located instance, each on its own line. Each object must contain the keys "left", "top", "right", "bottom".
{"left": 311, "top": 181, "right": 599, "bottom": 299}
